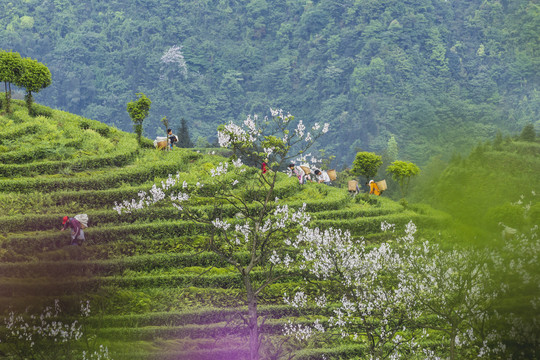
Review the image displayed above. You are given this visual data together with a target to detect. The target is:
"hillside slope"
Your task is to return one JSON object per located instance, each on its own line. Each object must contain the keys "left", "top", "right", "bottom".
{"left": 410, "top": 134, "right": 540, "bottom": 237}
{"left": 0, "top": 105, "right": 450, "bottom": 359}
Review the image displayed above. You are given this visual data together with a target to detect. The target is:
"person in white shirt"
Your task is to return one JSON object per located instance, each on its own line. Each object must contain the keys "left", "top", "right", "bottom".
{"left": 314, "top": 169, "right": 331, "bottom": 185}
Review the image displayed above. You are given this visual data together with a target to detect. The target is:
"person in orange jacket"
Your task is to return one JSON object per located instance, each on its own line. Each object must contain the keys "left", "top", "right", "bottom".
{"left": 368, "top": 180, "right": 381, "bottom": 196}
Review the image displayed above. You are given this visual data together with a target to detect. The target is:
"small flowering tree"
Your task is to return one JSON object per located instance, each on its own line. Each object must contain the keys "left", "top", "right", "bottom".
{"left": 160, "top": 45, "right": 187, "bottom": 80}
{"left": 0, "top": 300, "right": 111, "bottom": 360}
{"left": 114, "top": 109, "right": 329, "bottom": 360}
{"left": 284, "top": 222, "right": 423, "bottom": 359}
{"left": 285, "top": 220, "right": 513, "bottom": 359}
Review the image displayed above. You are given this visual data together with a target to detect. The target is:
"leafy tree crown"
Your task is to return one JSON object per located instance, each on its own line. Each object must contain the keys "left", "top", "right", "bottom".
{"left": 352, "top": 151, "right": 383, "bottom": 180}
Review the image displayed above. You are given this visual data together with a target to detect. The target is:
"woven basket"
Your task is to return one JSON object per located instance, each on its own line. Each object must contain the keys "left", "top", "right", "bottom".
{"left": 376, "top": 179, "right": 387, "bottom": 191}
{"left": 327, "top": 169, "right": 337, "bottom": 181}
{"left": 348, "top": 180, "right": 358, "bottom": 191}
{"left": 299, "top": 165, "right": 311, "bottom": 175}
{"left": 156, "top": 140, "right": 168, "bottom": 149}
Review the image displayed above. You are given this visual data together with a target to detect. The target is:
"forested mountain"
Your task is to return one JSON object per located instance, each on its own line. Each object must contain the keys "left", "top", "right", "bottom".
{"left": 1, "top": 0, "right": 539, "bottom": 166}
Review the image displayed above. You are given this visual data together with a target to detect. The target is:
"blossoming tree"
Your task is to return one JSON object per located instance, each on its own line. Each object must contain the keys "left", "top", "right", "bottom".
{"left": 284, "top": 220, "right": 510, "bottom": 359}
{"left": 114, "top": 109, "right": 329, "bottom": 360}
{"left": 283, "top": 222, "right": 424, "bottom": 359}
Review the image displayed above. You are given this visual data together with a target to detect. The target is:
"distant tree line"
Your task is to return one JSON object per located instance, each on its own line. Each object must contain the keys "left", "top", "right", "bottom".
{"left": 1, "top": 0, "right": 538, "bottom": 166}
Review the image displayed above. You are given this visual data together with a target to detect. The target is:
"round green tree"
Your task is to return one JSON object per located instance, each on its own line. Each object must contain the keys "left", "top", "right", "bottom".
{"left": 386, "top": 160, "right": 420, "bottom": 197}
{"left": 0, "top": 50, "right": 24, "bottom": 113}
{"left": 126, "top": 93, "right": 152, "bottom": 145}
{"left": 17, "top": 57, "right": 52, "bottom": 116}
{"left": 352, "top": 151, "right": 383, "bottom": 181}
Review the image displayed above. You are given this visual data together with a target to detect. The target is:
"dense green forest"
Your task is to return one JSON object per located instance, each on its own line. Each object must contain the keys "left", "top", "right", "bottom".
{"left": 1, "top": 0, "right": 539, "bottom": 166}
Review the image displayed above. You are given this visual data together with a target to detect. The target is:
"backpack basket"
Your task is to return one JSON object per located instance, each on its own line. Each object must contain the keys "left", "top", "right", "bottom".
{"left": 327, "top": 169, "right": 337, "bottom": 181}
{"left": 376, "top": 180, "right": 387, "bottom": 191}
{"left": 299, "top": 165, "right": 311, "bottom": 175}
{"left": 74, "top": 214, "right": 89, "bottom": 229}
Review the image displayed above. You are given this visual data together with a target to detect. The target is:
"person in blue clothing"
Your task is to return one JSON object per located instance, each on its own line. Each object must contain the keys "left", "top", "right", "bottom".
{"left": 61, "top": 216, "right": 85, "bottom": 245}
{"left": 167, "top": 129, "right": 178, "bottom": 150}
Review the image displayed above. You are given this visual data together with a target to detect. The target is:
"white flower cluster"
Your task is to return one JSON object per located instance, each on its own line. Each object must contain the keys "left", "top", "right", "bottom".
{"left": 270, "top": 108, "right": 292, "bottom": 123}
{"left": 282, "top": 320, "right": 317, "bottom": 341}
{"left": 232, "top": 158, "right": 243, "bottom": 168}
{"left": 2, "top": 300, "right": 109, "bottom": 358}
{"left": 263, "top": 147, "right": 274, "bottom": 157}
{"left": 114, "top": 173, "right": 181, "bottom": 214}
{"left": 243, "top": 114, "right": 258, "bottom": 135}
{"left": 218, "top": 121, "right": 256, "bottom": 148}
{"left": 81, "top": 300, "right": 91, "bottom": 317}
{"left": 210, "top": 162, "right": 228, "bottom": 177}
{"left": 234, "top": 223, "right": 250, "bottom": 245}
{"left": 287, "top": 220, "right": 517, "bottom": 358}
{"left": 295, "top": 120, "right": 306, "bottom": 139}
{"left": 322, "top": 123, "right": 330, "bottom": 134}
{"left": 82, "top": 345, "right": 112, "bottom": 360}
{"left": 160, "top": 45, "right": 187, "bottom": 77}
{"left": 283, "top": 291, "right": 308, "bottom": 308}
{"left": 272, "top": 203, "right": 311, "bottom": 230}
{"left": 212, "top": 218, "right": 231, "bottom": 231}
{"left": 381, "top": 220, "right": 395, "bottom": 232}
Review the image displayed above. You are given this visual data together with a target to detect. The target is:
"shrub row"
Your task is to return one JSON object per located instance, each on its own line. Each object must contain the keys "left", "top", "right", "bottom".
{"left": 0, "top": 123, "right": 41, "bottom": 143}
{"left": 0, "top": 251, "right": 251, "bottom": 278}
{"left": 0, "top": 206, "right": 189, "bottom": 233}
{"left": 0, "top": 145, "right": 59, "bottom": 164}
{"left": 0, "top": 269, "right": 304, "bottom": 297}
{"left": 0, "top": 190, "right": 354, "bottom": 232}
{"left": 311, "top": 206, "right": 400, "bottom": 220}
{"left": 1, "top": 220, "right": 211, "bottom": 255}
{"left": 0, "top": 149, "right": 138, "bottom": 177}
{"left": 84, "top": 305, "right": 329, "bottom": 328}
{"left": 114, "top": 348, "right": 251, "bottom": 360}
{"left": 115, "top": 344, "right": 367, "bottom": 360}
{"left": 312, "top": 211, "right": 450, "bottom": 236}
{"left": 295, "top": 344, "right": 367, "bottom": 360}
{"left": 93, "top": 316, "right": 324, "bottom": 341}
{"left": 0, "top": 161, "right": 189, "bottom": 192}
{"left": 78, "top": 118, "right": 116, "bottom": 138}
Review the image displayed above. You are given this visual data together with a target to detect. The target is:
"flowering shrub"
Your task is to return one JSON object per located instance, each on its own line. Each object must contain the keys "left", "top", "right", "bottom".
{"left": 0, "top": 300, "right": 111, "bottom": 360}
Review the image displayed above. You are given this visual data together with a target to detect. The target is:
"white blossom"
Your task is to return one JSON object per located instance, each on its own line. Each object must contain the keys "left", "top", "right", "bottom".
{"left": 212, "top": 218, "right": 231, "bottom": 231}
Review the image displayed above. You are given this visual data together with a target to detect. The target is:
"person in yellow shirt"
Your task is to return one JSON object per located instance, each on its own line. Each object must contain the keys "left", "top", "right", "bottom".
{"left": 368, "top": 180, "right": 381, "bottom": 196}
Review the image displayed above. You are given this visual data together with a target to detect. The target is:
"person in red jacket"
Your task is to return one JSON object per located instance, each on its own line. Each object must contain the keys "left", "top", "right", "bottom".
{"left": 61, "top": 216, "right": 85, "bottom": 245}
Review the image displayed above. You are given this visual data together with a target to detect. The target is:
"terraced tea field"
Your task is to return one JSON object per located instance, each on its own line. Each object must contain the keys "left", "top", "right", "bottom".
{"left": 0, "top": 104, "right": 450, "bottom": 359}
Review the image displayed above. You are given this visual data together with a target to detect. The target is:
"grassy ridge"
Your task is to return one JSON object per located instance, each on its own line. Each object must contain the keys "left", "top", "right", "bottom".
{"left": 0, "top": 104, "right": 448, "bottom": 359}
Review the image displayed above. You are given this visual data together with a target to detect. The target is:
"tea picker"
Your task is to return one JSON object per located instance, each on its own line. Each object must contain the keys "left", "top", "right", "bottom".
{"left": 61, "top": 214, "right": 88, "bottom": 245}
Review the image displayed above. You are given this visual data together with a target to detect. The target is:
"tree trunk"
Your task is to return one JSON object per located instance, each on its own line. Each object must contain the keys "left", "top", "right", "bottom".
{"left": 25, "top": 91, "right": 33, "bottom": 116}
{"left": 4, "top": 82, "right": 11, "bottom": 113}
{"left": 450, "top": 326, "right": 456, "bottom": 360}
{"left": 244, "top": 275, "right": 260, "bottom": 360}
